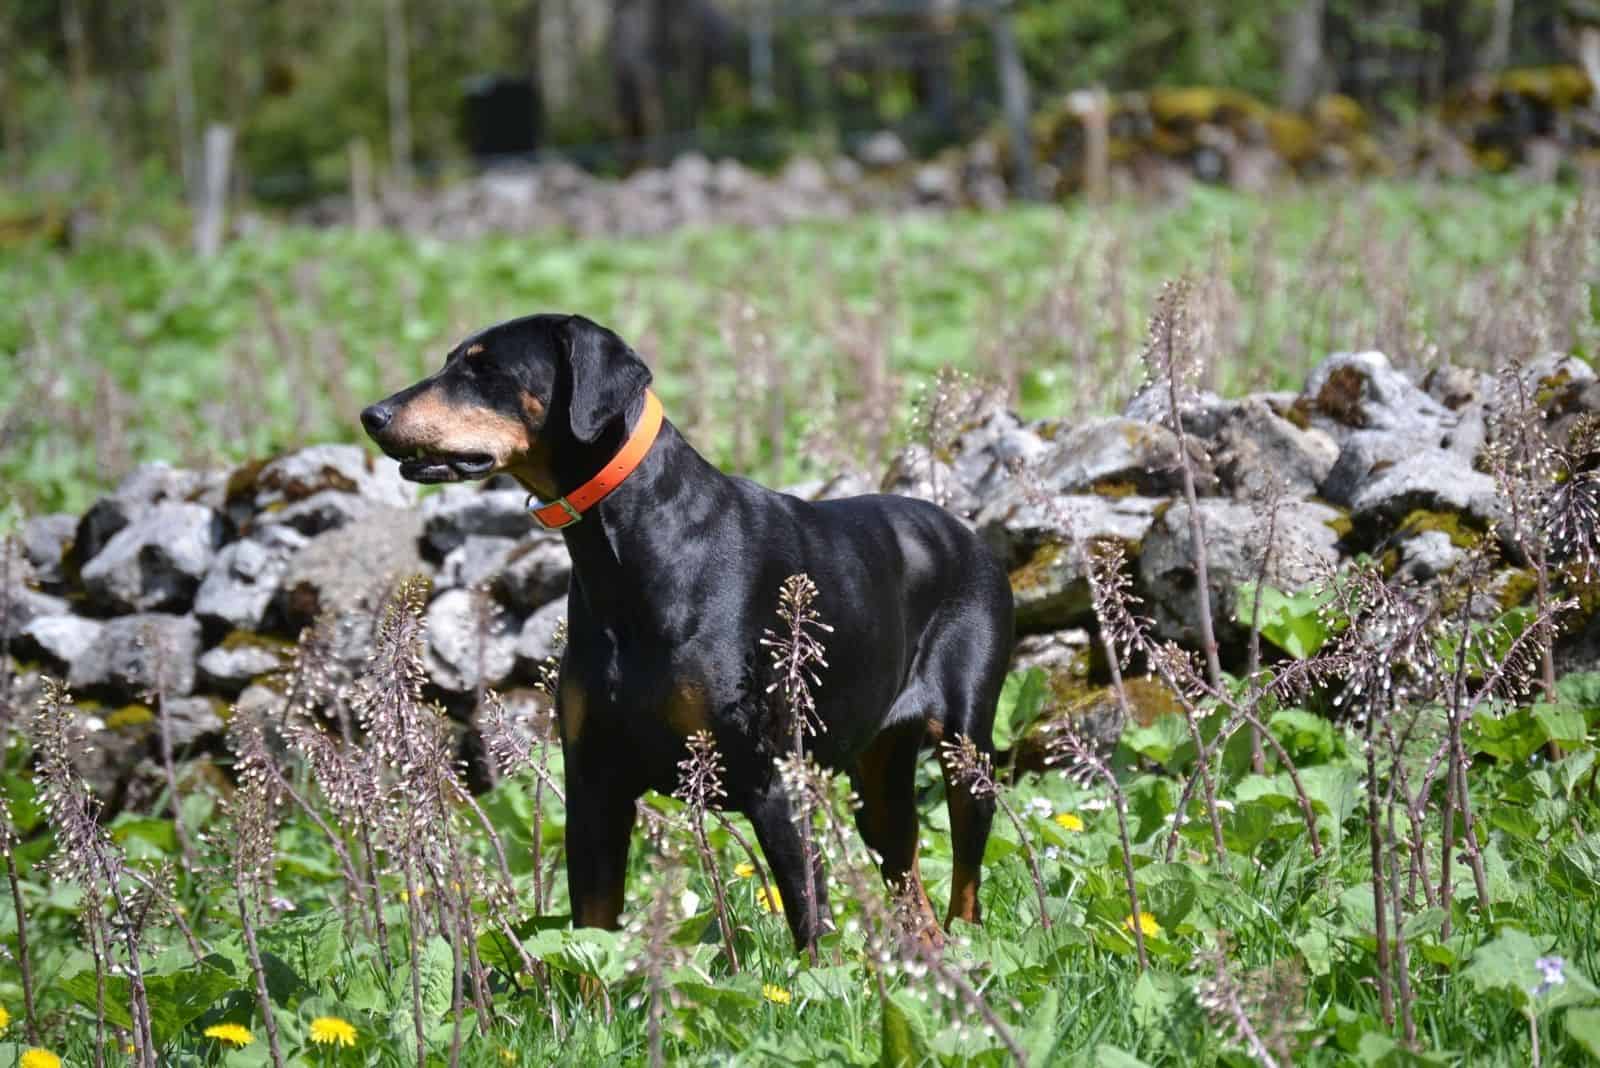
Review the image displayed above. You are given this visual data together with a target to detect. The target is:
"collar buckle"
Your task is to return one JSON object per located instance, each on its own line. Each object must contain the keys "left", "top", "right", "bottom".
{"left": 528, "top": 494, "right": 584, "bottom": 531}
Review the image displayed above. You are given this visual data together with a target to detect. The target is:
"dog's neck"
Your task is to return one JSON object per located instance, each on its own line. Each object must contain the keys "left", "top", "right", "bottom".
{"left": 514, "top": 397, "right": 730, "bottom": 627}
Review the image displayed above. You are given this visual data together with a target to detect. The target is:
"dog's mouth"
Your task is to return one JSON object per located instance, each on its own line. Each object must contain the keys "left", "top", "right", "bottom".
{"left": 384, "top": 447, "right": 497, "bottom": 484}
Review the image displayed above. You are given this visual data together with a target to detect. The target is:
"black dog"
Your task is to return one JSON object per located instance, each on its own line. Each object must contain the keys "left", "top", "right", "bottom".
{"left": 361, "top": 314, "right": 1014, "bottom": 948}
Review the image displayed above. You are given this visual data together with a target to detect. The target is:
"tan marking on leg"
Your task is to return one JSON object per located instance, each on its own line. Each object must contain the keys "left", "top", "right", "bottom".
{"left": 559, "top": 679, "right": 587, "bottom": 749}
{"left": 947, "top": 860, "right": 983, "bottom": 927}
{"left": 664, "top": 681, "right": 712, "bottom": 736}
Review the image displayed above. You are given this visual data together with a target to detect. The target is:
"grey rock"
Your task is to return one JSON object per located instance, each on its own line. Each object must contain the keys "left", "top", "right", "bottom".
{"left": 1395, "top": 530, "right": 1465, "bottom": 583}
{"left": 1121, "top": 387, "right": 1241, "bottom": 440}
{"left": 1137, "top": 499, "right": 1344, "bottom": 653}
{"left": 234, "top": 683, "right": 283, "bottom": 722}
{"left": 439, "top": 535, "right": 520, "bottom": 592}
{"left": 160, "top": 696, "right": 226, "bottom": 747}
{"left": 1010, "top": 629, "right": 1092, "bottom": 674}
{"left": 949, "top": 409, "right": 1051, "bottom": 501}
{"left": 857, "top": 130, "right": 909, "bottom": 169}
{"left": 1423, "top": 365, "right": 1492, "bottom": 411}
{"left": 492, "top": 536, "right": 571, "bottom": 613}
{"left": 18, "top": 614, "right": 103, "bottom": 668}
{"left": 1, "top": 584, "right": 69, "bottom": 640}
{"left": 69, "top": 613, "right": 202, "bottom": 697}
{"left": 811, "top": 470, "right": 877, "bottom": 501}
{"left": 250, "top": 444, "right": 414, "bottom": 511}
{"left": 424, "top": 588, "right": 518, "bottom": 693}
{"left": 1347, "top": 453, "right": 1500, "bottom": 534}
{"left": 279, "top": 506, "right": 430, "bottom": 630}
{"left": 879, "top": 446, "right": 981, "bottom": 516}
{"left": 781, "top": 156, "right": 831, "bottom": 196}
{"left": 80, "top": 503, "right": 226, "bottom": 612}
{"left": 197, "top": 640, "right": 288, "bottom": 695}
{"left": 74, "top": 462, "right": 224, "bottom": 566}
{"left": 1301, "top": 350, "right": 1448, "bottom": 436}
{"left": 979, "top": 495, "right": 1162, "bottom": 632}
{"left": 1210, "top": 399, "right": 1339, "bottom": 499}
{"left": 421, "top": 488, "right": 536, "bottom": 559}
{"left": 1034, "top": 417, "right": 1216, "bottom": 497}
{"left": 264, "top": 490, "right": 376, "bottom": 536}
{"left": 912, "top": 163, "right": 958, "bottom": 204}
{"left": 19, "top": 514, "right": 77, "bottom": 589}
{"left": 194, "top": 526, "right": 308, "bottom": 632}
{"left": 515, "top": 599, "right": 569, "bottom": 675}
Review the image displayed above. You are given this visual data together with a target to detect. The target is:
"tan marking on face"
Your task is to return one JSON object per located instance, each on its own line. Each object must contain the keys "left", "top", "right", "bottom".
{"left": 665, "top": 682, "right": 712, "bottom": 736}
{"left": 464, "top": 343, "right": 485, "bottom": 356}
{"left": 382, "top": 387, "right": 530, "bottom": 466}
{"left": 560, "top": 678, "right": 587, "bottom": 749}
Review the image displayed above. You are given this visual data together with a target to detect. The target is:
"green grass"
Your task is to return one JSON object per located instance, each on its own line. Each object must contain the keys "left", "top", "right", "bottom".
{"left": 2, "top": 178, "right": 1592, "bottom": 514}
{"left": 7, "top": 657, "right": 1600, "bottom": 1065}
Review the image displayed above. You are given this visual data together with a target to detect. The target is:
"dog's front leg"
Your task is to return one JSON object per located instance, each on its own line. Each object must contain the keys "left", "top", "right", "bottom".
{"left": 745, "top": 784, "right": 831, "bottom": 955}
{"left": 564, "top": 771, "right": 637, "bottom": 930}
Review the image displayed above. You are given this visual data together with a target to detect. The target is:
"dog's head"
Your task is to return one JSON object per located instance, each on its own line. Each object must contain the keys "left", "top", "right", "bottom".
{"left": 360, "top": 314, "right": 651, "bottom": 491}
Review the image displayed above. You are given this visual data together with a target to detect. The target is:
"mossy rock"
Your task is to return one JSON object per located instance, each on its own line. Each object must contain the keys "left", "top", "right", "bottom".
{"left": 1395, "top": 509, "right": 1486, "bottom": 550}
{"left": 218, "top": 629, "right": 296, "bottom": 653}
{"left": 1012, "top": 676, "right": 1181, "bottom": 773}
{"left": 105, "top": 704, "right": 155, "bottom": 731}
{"left": 1313, "top": 364, "right": 1371, "bottom": 428}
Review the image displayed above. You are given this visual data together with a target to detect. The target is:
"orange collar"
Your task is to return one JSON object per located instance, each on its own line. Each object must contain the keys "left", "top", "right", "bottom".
{"left": 527, "top": 389, "right": 664, "bottom": 530}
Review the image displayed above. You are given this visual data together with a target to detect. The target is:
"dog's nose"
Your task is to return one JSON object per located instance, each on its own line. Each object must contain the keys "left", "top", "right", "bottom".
{"left": 360, "top": 402, "right": 394, "bottom": 436}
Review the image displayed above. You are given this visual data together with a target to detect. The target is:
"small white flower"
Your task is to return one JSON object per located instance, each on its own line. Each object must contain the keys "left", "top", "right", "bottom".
{"left": 1026, "top": 797, "right": 1054, "bottom": 818}
{"left": 1533, "top": 955, "right": 1567, "bottom": 996}
{"left": 1044, "top": 846, "right": 1063, "bottom": 862}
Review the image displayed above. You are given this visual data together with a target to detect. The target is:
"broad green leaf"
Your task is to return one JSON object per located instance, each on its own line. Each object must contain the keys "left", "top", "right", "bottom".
{"left": 1237, "top": 581, "right": 1337, "bottom": 658}
{"left": 1093, "top": 1046, "right": 1156, "bottom": 1068}
{"left": 1533, "top": 702, "right": 1590, "bottom": 748}
{"left": 880, "top": 990, "right": 935, "bottom": 1068}
{"left": 1463, "top": 928, "right": 1599, "bottom": 1010}
{"left": 1550, "top": 834, "right": 1600, "bottom": 900}
{"left": 1122, "top": 713, "right": 1188, "bottom": 767}
{"left": 1467, "top": 707, "right": 1545, "bottom": 763}
{"left": 1566, "top": 1007, "right": 1600, "bottom": 1057}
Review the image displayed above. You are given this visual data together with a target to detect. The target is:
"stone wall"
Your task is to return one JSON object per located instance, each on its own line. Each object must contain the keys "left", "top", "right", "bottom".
{"left": 3, "top": 349, "right": 1590, "bottom": 800}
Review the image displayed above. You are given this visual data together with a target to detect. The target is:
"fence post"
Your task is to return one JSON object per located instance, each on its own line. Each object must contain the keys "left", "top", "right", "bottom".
{"left": 194, "top": 123, "right": 233, "bottom": 257}
{"left": 989, "top": 2, "right": 1036, "bottom": 201}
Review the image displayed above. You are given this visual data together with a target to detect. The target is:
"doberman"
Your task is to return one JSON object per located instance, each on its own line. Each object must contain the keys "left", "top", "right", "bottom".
{"left": 361, "top": 313, "right": 1014, "bottom": 949}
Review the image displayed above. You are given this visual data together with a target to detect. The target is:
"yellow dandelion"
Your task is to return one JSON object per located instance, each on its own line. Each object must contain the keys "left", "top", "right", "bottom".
{"left": 308, "top": 1015, "right": 358, "bottom": 1048}
{"left": 734, "top": 862, "right": 756, "bottom": 879}
{"left": 203, "top": 1022, "right": 255, "bottom": 1047}
{"left": 0, "top": 1004, "right": 9, "bottom": 1031}
{"left": 499, "top": 1048, "right": 519, "bottom": 1063}
{"left": 1053, "top": 812, "right": 1084, "bottom": 832}
{"left": 756, "top": 885, "right": 783, "bottom": 913}
{"left": 20, "top": 1050, "right": 61, "bottom": 1068}
{"left": 762, "top": 983, "right": 792, "bottom": 1005}
{"left": 1123, "top": 912, "right": 1161, "bottom": 939}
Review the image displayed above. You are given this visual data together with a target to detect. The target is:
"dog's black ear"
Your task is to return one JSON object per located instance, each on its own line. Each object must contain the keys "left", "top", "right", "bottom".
{"left": 562, "top": 315, "right": 652, "bottom": 443}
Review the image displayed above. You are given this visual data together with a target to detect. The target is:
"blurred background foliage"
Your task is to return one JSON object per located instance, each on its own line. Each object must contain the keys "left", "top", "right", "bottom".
{"left": 1, "top": 0, "right": 1594, "bottom": 208}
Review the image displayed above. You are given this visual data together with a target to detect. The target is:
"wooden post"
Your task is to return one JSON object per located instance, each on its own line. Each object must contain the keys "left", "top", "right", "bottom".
{"left": 384, "top": 0, "right": 413, "bottom": 189}
{"left": 989, "top": 3, "right": 1036, "bottom": 200}
{"left": 194, "top": 124, "right": 233, "bottom": 257}
{"left": 167, "top": 0, "right": 199, "bottom": 202}
{"left": 350, "top": 138, "right": 379, "bottom": 230}
{"left": 751, "top": 0, "right": 775, "bottom": 109}
{"left": 1067, "top": 88, "right": 1109, "bottom": 200}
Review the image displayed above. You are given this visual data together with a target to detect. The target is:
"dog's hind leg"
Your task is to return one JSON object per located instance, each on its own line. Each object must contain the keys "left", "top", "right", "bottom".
{"left": 925, "top": 614, "right": 1008, "bottom": 929}
{"left": 853, "top": 720, "right": 942, "bottom": 945}
{"left": 745, "top": 784, "right": 831, "bottom": 954}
